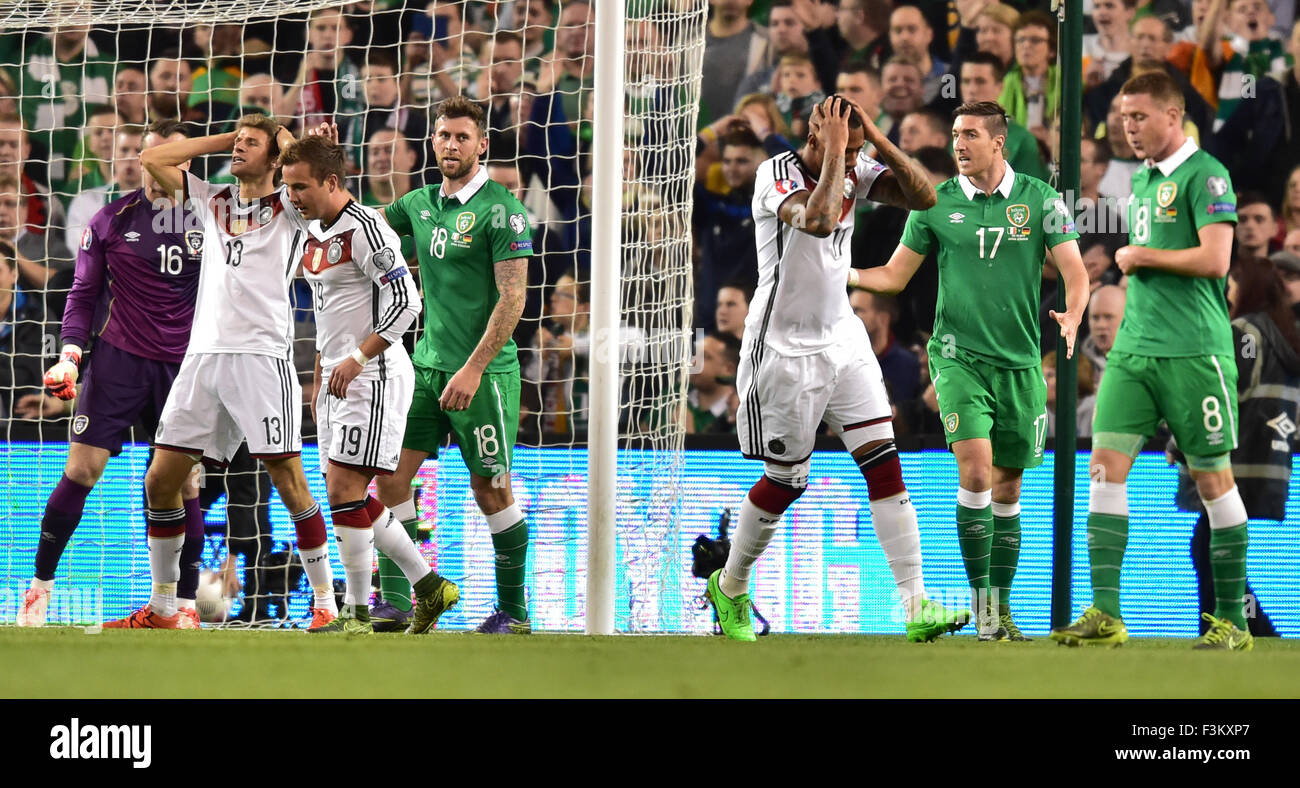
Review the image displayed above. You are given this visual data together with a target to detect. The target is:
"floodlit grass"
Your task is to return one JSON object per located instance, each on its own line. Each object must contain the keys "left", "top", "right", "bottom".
{"left": 3, "top": 628, "right": 1298, "bottom": 698}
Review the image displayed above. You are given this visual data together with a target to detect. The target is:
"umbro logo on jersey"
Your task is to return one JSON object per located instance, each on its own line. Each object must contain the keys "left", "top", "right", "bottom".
{"left": 948, "top": 212, "right": 965, "bottom": 223}
{"left": 124, "top": 231, "right": 141, "bottom": 242}
{"left": 1266, "top": 412, "right": 1295, "bottom": 440}
{"left": 420, "top": 210, "right": 431, "bottom": 220}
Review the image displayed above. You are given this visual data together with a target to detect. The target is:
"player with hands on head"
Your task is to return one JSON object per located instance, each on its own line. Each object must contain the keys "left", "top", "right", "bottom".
{"left": 105, "top": 114, "right": 339, "bottom": 630}
{"left": 1051, "top": 72, "right": 1252, "bottom": 651}
{"left": 18, "top": 120, "right": 208, "bottom": 629}
{"left": 851, "top": 100, "right": 1088, "bottom": 640}
{"left": 705, "top": 93, "right": 972, "bottom": 643}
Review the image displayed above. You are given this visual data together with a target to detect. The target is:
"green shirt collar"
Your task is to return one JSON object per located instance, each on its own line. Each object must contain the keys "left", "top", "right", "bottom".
{"left": 957, "top": 162, "right": 1016, "bottom": 201}
{"left": 439, "top": 165, "right": 489, "bottom": 204}
{"left": 1147, "top": 137, "right": 1198, "bottom": 177}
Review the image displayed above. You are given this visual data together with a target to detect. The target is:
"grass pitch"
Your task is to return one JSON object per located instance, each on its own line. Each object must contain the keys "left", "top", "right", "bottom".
{"left": 3, "top": 628, "right": 1299, "bottom": 698}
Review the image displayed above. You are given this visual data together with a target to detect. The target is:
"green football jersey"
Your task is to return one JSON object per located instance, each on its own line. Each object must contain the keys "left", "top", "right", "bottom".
{"left": 14, "top": 37, "right": 114, "bottom": 177}
{"left": 901, "top": 166, "right": 1079, "bottom": 369}
{"left": 384, "top": 167, "right": 533, "bottom": 375}
{"left": 1113, "top": 142, "right": 1236, "bottom": 358}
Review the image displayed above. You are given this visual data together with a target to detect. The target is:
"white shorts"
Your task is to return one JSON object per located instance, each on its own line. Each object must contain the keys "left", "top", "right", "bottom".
{"left": 155, "top": 353, "right": 302, "bottom": 465}
{"left": 736, "top": 336, "right": 894, "bottom": 464}
{"left": 316, "top": 368, "right": 414, "bottom": 476}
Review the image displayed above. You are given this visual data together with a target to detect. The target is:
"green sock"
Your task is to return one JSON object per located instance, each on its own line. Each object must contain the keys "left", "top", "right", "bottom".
{"left": 1209, "top": 523, "right": 1249, "bottom": 630}
{"left": 957, "top": 503, "right": 993, "bottom": 609}
{"left": 990, "top": 511, "right": 1021, "bottom": 615}
{"left": 376, "top": 517, "right": 419, "bottom": 612}
{"left": 1087, "top": 512, "right": 1128, "bottom": 618}
{"left": 491, "top": 520, "right": 529, "bottom": 622}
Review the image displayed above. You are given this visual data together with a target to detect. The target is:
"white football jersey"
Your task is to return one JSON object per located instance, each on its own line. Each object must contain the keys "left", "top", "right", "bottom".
{"left": 300, "top": 200, "right": 420, "bottom": 379}
{"left": 183, "top": 171, "right": 311, "bottom": 358}
{"left": 746, "top": 149, "right": 887, "bottom": 357}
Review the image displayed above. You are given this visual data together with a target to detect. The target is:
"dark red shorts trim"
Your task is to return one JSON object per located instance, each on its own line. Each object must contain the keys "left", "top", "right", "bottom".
{"left": 250, "top": 451, "right": 301, "bottom": 460}
{"left": 741, "top": 451, "right": 814, "bottom": 466}
{"left": 841, "top": 416, "right": 893, "bottom": 432}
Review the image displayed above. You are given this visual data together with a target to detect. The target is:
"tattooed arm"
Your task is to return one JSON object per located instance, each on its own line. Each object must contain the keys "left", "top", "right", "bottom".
{"left": 438, "top": 257, "right": 528, "bottom": 411}
{"left": 862, "top": 133, "right": 938, "bottom": 210}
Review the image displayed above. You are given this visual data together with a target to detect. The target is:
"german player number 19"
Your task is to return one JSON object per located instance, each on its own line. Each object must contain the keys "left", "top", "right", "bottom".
{"left": 156, "top": 244, "right": 185, "bottom": 275}
{"left": 335, "top": 425, "right": 363, "bottom": 458}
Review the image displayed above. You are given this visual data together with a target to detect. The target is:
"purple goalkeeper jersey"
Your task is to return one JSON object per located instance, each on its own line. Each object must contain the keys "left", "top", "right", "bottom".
{"left": 61, "top": 189, "right": 202, "bottom": 363}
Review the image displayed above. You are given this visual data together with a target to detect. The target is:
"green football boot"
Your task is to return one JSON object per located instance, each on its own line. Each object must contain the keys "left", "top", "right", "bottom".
{"left": 1000, "top": 612, "right": 1032, "bottom": 641}
{"left": 705, "top": 569, "right": 756, "bottom": 642}
{"left": 905, "top": 598, "right": 972, "bottom": 642}
{"left": 1193, "top": 613, "right": 1254, "bottom": 651}
{"left": 406, "top": 573, "right": 460, "bottom": 634}
{"left": 307, "top": 606, "right": 373, "bottom": 636}
{"left": 1050, "top": 606, "right": 1129, "bottom": 647}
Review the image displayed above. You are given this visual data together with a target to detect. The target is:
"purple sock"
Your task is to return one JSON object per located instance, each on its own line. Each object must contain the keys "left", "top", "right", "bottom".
{"left": 34, "top": 475, "right": 94, "bottom": 581}
{"left": 176, "top": 497, "right": 206, "bottom": 600}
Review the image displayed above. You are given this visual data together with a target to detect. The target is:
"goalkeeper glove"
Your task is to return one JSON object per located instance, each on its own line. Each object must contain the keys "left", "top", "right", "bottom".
{"left": 43, "top": 345, "right": 82, "bottom": 400}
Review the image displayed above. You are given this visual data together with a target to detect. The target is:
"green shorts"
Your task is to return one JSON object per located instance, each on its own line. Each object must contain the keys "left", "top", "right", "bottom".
{"left": 929, "top": 348, "right": 1047, "bottom": 469}
{"left": 404, "top": 365, "right": 521, "bottom": 478}
{"left": 1092, "top": 351, "right": 1238, "bottom": 460}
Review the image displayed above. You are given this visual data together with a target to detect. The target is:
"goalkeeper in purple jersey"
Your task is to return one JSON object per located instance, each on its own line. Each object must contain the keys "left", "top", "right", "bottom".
{"left": 17, "top": 120, "right": 208, "bottom": 629}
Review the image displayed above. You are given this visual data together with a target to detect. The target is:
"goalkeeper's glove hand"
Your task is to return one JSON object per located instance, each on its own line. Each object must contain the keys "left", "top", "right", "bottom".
{"left": 43, "top": 345, "right": 82, "bottom": 400}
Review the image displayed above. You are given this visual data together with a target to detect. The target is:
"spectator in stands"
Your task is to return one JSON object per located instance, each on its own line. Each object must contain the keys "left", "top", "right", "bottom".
{"left": 1078, "top": 138, "right": 1128, "bottom": 240}
{"left": 0, "top": 70, "right": 16, "bottom": 118}
{"left": 341, "top": 51, "right": 427, "bottom": 175}
{"left": 1041, "top": 237, "right": 1121, "bottom": 352}
{"left": 1000, "top": 10, "right": 1058, "bottom": 148}
{"left": 1282, "top": 20, "right": 1300, "bottom": 172}
{"left": 715, "top": 281, "right": 751, "bottom": 342}
{"left": 522, "top": 270, "right": 590, "bottom": 437}
{"left": 699, "top": 0, "right": 769, "bottom": 127}
{"left": 524, "top": 0, "right": 595, "bottom": 236}
{"left": 1085, "top": 14, "right": 1215, "bottom": 139}
{"left": 113, "top": 68, "right": 148, "bottom": 125}
{"left": 285, "top": 5, "right": 364, "bottom": 131}
{"left": 1097, "top": 93, "right": 1142, "bottom": 199}
{"left": 408, "top": 1, "right": 482, "bottom": 105}
{"left": 1042, "top": 350, "right": 1098, "bottom": 438}
{"left": 188, "top": 23, "right": 245, "bottom": 124}
{"left": 835, "top": 60, "right": 885, "bottom": 132}
{"left": 59, "top": 105, "right": 119, "bottom": 199}
{"left": 147, "top": 49, "right": 201, "bottom": 124}
{"left": 521, "top": 0, "right": 558, "bottom": 62}
{"left": 898, "top": 108, "right": 949, "bottom": 154}
{"left": 1202, "top": 0, "right": 1289, "bottom": 133}
{"left": 239, "top": 74, "right": 279, "bottom": 118}
{"left": 694, "top": 126, "right": 761, "bottom": 331}
{"left": 957, "top": 54, "right": 1049, "bottom": 181}
{"left": 851, "top": 290, "right": 921, "bottom": 403}
{"left": 889, "top": 5, "right": 947, "bottom": 105}
{"left": 1236, "top": 193, "right": 1280, "bottom": 259}
{"left": 1282, "top": 165, "right": 1300, "bottom": 233}
{"left": 482, "top": 32, "right": 527, "bottom": 164}
{"left": 686, "top": 330, "right": 741, "bottom": 434}
{"left": 1284, "top": 233, "right": 1300, "bottom": 258}
{"left": 833, "top": 0, "right": 891, "bottom": 69}
{"left": 1084, "top": 0, "right": 1137, "bottom": 87}
{"left": 879, "top": 57, "right": 926, "bottom": 145}
{"left": 11, "top": 22, "right": 113, "bottom": 186}
{"left": 774, "top": 53, "right": 826, "bottom": 135}
{"left": 1080, "top": 284, "right": 1125, "bottom": 382}
{"left": 0, "top": 238, "right": 54, "bottom": 420}
{"left": 64, "top": 125, "right": 143, "bottom": 255}
{"left": 1272, "top": 250, "right": 1300, "bottom": 304}
{"left": 734, "top": 1, "right": 833, "bottom": 103}
{"left": 950, "top": 0, "right": 1018, "bottom": 76}
{"left": 0, "top": 134, "right": 72, "bottom": 286}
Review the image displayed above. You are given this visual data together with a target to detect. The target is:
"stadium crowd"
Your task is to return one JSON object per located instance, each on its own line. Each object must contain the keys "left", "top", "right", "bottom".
{"left": 1, "top": 0, "right": 1299, "bottom": 443}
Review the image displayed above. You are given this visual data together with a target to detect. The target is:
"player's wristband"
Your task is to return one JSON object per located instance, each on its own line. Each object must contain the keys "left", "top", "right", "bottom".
{"left": 847, "top": 269, "right": 860, "bottom": 289}
{"left": 350, "top": 347, "right": 370, "bottom": 366}
{"left": 59, "top": 344, "right": 82, "bottom": 367}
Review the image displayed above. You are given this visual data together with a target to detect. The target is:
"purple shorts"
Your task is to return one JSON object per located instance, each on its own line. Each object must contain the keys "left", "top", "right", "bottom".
{"left": 71, "top": 339, "right": 181, "bottom": 455}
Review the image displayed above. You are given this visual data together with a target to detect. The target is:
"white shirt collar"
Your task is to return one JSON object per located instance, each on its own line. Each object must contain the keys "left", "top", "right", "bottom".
{"left": 1149, "top": 137, "right": 1198, "bottom": 176}
{"left": 439, "top": 165, "right": 489, "bottom": 203}
{"left": 958, "top": 163, "right": 1017, "bottom": 201}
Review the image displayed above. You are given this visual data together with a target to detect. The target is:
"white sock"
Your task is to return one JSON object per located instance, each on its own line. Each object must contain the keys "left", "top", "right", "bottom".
{"left": 870, "top": 491, "right": 926, "bottom": 619}
{"left": 336, "top": 526, "right": 375, "bottom": 608}
{"left": 391, "top": 497, "right": 417, "bottom": 524}
{"left": 373, "top": 512, "right": 431, "bottom": 584}
{"left": 720, "top": 496, "right": 781, "bottom": 598}
{"left": 31, "top": 577, "right": 53, "bottom": 591}
{"left": 147, "top": 533, "right": 183, "bottom": 616}
{"left": 177, "top": 598, "right": 196, "bottom": 610}
{"left": 1203, "top": 485, "right": 1247, "bottom": 529}
{"left": 298, "top": 544, "right": 337, "bottom": 612}
{"left": 1089, "top": 480, "right": 1128, "bottom": 517}
{"left": 486, "top": 503, "right": 524, "bottom": 534}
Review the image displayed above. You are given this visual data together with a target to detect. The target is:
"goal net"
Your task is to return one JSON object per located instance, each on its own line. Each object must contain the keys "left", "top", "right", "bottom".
{"left": 0, "top": 0, "right": 704, "bottom": 631}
